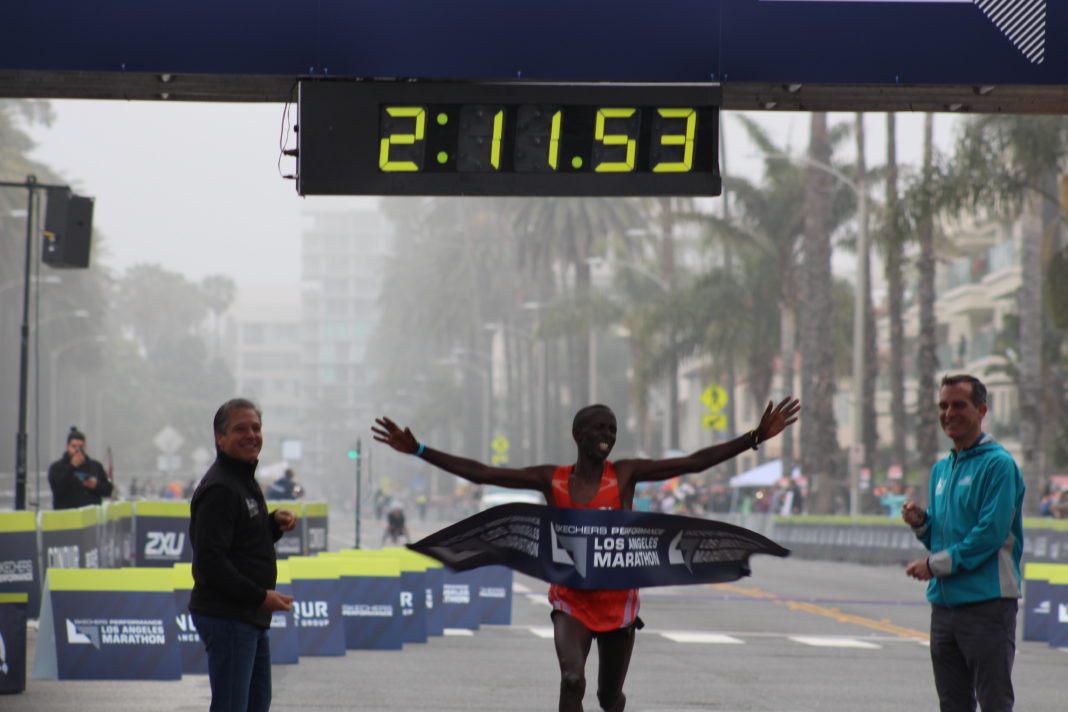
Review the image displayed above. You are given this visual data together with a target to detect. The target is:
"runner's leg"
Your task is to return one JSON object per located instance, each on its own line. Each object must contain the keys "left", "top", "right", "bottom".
{"left": 595, "top": 625, "right": 635, "bottom": 712}
{"left": 554, "top": 611, "right": 594, "bottom": 712}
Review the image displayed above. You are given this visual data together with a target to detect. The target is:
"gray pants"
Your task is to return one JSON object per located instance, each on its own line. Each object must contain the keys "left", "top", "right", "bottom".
{"left": 929, "top": 598, "right": 1017, "bottom": 712}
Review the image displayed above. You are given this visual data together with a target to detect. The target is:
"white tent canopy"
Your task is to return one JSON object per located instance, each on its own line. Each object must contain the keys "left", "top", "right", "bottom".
{"left": 729, "top": 459, "right": 783, "bottom": 488}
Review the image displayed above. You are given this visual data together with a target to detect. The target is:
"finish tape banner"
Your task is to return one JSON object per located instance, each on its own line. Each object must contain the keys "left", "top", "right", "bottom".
{"left": 410, "top": 503, "right": 790, "bottom": 590}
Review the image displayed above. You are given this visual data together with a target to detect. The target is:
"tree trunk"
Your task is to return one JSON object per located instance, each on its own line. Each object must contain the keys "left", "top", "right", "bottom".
{"left": 659, "top": 197, "right": 680, "bottom": 450}
{"left": 799, "top": 112, "right": 841, "bottom": 514}
{"left": 915, "top": 113, "right": 940, "bottom": 505}
{"left": 1018, "top": 184, "right": 1046, "bottom": 515}
{"left": 884, "top": 113, "right": 909, "bottom": 474}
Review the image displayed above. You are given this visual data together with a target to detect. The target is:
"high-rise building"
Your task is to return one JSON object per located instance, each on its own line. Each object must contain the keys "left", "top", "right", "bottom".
{"left": 299, "top": 207, "right": 390, "bottom": 500}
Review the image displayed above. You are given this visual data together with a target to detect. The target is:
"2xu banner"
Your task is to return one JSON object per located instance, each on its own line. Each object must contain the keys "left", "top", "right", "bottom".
{"left": 410, "top": 503, "right": 789, "bottom": 589}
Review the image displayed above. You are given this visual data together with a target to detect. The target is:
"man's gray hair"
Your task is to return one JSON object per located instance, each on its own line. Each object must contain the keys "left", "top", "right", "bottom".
{"left": 213, "top": 398, "right": 262, "bottom": 435}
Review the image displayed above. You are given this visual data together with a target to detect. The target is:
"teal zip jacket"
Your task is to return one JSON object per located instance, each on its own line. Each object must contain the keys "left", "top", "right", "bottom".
{"left": 912, "top": 434, "right": 1024, "bottom": 608}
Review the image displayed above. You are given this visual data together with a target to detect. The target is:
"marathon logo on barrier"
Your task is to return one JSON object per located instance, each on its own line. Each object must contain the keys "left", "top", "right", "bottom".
{"left": 48, "top": 545, "right": 80, "bottom": 569}
{"left": 144, "top": 532, "right": 185, "bottom": 561}
{"left": 292, "top": 600, "right": 330, "bottom": 627}
{"left": 270, "top": 611, "right": 288, "bottom": 629}
{"left": 175, "top": 613, "right": 200, "bottom": 643}
{"left": 66, "top": 617, "right": 166, "bottom": 648}
{"left": 410, "top": 503, "right": 789, "bottom": 590}
{"left": 479, "top": 586, "right": 506, "bottom": 599}
{"left": 342, "top": 603, "right": 394, "bottom": 618}
{"left": 0, "top": 558, "right": 33, "bottom": 583}
{"left": 442, "top": 583, "right": 470, "bottom": 605}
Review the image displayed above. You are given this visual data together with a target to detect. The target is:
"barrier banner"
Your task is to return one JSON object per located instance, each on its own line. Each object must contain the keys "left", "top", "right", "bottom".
{"left": 270, "top": 562, "right": 299, "bottom": 664}
{"left": 133, "top": 502, "right": 192, "bottom": 568}
{"left": 303, "top": 503, "right": 329, "bottom": 555}
{"left": 423, "top": 564, "right": 445, "bottom": 637}
{"left": 287, "top": 557, "right": 345, "bottom": 656}
{"left": 170, "top": 564, "right": 206, "bottom": 674}
{"left": 478, "top": 566, "right": 513, "bottom": 625}
{"left": 441, "top": 569, "right": 482, "bottom": 630}
{"left": 103, "top": 502, "right": 134, "bottom": 568}
{"left": 326, "top": 553, "right": 403, "bottom": 650}
{"left": 32, "top": 568, "right": 181, "bottom": 680}
{"left": 1023, "top": 563, "right": 1064, "bottom": 642}
{"left": 269, "top": 502, "right": 303, "bottom": 559}
{"left": 0, "top": 593, "right": 28, "bottom": 693}
{"left": 1045, "top": 565, "right": 1068, "bottom": 649}
{"left": 410, "top": 504, "right": 789, "bottom": 590}
{"left": 0, "top": 512, "right": 40, "bottom": 618}
{"left": 40, "top": 507, "right": 101, "bottom": 576}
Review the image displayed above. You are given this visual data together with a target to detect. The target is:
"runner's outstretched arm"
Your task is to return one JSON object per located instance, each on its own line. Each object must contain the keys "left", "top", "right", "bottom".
{"left": 622, "top": 397, "right": 800, "bottom": 483}
{"left": 372, "top": 416, "right": 554, "bottom": 498}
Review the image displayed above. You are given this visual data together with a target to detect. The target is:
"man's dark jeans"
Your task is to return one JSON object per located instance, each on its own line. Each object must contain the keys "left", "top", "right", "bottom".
{"left": 193, "top": 613, "right": 272, "bottom": 712}
{"left": 929, "top": 598, "right": 1017, "bottom": 712}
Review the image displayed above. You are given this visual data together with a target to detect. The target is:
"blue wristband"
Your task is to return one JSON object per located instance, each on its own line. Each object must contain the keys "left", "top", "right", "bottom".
{"left": 415, "top": 443, "right": 425, "bottom": 457}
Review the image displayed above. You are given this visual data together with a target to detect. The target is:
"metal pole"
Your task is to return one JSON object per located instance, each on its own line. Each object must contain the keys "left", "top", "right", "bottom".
{"left": 354, "top": 438, "right": 362, "bottom": 548}
{"left": 15, "top": 176, "right": 36, "bottom": 511}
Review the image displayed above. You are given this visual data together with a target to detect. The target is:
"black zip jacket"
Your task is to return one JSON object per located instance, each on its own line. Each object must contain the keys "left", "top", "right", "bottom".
{"left": 48, "top": 453, "right": 113, "bottom": 509}
{"left": 189, "top": 451, "right": 283, "bottom": 628}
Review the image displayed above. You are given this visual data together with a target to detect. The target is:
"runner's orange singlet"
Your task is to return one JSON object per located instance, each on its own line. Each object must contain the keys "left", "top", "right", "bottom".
{"left": 547, "top": 461, "right": 640, "bottom": 632}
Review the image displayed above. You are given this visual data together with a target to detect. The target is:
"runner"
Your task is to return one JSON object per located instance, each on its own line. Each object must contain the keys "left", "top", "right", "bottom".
{"left": 372, "top": 396, "right": 800, "bottom": 712}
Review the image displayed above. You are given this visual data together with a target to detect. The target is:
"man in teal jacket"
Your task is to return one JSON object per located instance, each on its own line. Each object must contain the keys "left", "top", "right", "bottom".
{"left": 902, "top": 374, "right": 1024, "bottom": 712}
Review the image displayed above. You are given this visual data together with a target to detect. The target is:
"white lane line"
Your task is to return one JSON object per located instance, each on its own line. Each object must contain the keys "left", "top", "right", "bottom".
{"left": 659, "top": 631, "right": 745, "bottom": 644}
{"left": 444, "top": 628, "right": 475, "bottom": 636}
{"left": 525, "top": 593, "right": 552, "bottom": 607}
{"left": 789, "top": 636, "right": 880, "bottom": 648}
{"left": 513, "top": 582, "right": 534, "bottom": 593}
{"left": 529, "top": 626, "right": 555, "bottom": 639}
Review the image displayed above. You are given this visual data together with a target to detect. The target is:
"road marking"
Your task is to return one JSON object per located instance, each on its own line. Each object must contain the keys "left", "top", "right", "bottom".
{"left": 659, "top": 631, "right": 744, "bottom": 644}
{"left": 444, "top": 628, "right": 474, "bottom": 636}
{"left": 789, "top": 635, "right": 881, "bottom": 648}
{"left": 712, "top": 582, "right": 929, "bottom": 642}
{"left": 529, "top": 626, "right": 555, "bottom": 639}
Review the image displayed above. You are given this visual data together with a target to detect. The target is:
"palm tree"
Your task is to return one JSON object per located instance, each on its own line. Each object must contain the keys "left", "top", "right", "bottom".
{"left": 913, "top": 114, "right": 941, "bottom": 494}
{"left": 929, "top": 115, "right": 1068, "bottom": 514}
{"left": 799, "top": 112, "right": 843, "bottom": 513}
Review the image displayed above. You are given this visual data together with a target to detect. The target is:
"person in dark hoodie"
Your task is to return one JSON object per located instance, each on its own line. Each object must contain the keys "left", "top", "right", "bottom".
{"left": 48, "top": 426, "right": 113, "bottom": 509}
{"left": 189, "top": 398, "right": 298, "bottom": 712}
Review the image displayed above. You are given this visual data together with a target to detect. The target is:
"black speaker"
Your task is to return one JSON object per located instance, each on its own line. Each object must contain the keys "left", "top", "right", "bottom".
{"left": 42, "top": 188, "right": 93, "bottom": 269}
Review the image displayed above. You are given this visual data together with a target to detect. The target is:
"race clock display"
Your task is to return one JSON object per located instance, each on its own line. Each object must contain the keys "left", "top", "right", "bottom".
{"left": 297, "top": 81, "right": 721, "bottom": 196}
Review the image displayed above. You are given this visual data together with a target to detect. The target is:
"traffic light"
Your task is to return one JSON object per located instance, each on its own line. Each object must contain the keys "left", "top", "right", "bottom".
{"left": 347, "top": 443, "right": 361, "bottom": 460}
{"left": 42, "top": 187, "right": 94, "bottom": 269}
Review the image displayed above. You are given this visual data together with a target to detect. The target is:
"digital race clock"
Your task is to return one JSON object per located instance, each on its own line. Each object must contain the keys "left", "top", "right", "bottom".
{"left": 296, "top": 81, "right": 721, "bottom": 197}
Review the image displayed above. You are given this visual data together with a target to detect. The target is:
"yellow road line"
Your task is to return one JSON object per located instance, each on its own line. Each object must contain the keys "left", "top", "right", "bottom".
{"left": 711, "top": 583, "right": 929, "bottom": 641}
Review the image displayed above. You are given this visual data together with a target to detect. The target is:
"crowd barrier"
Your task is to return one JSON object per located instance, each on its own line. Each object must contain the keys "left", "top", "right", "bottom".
{"left": 26, "top": 549, "right": 514, "bottom": 680}
{"left": 0, "top": 500, "right": 327, "bottom": 620}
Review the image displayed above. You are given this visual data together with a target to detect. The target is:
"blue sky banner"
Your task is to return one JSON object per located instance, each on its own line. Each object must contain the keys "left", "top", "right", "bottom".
{"left": 410, "top": 504, "right": 789, "bottom": 590}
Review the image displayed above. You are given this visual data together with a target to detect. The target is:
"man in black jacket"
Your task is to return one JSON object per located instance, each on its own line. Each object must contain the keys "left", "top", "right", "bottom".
{"left": 189, "top": 398, "right": 297, "bottom": 712}
{"left": 47, "top": 426, "right": 113, "bottom": 509}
